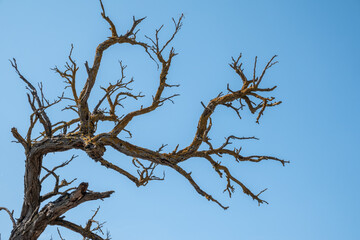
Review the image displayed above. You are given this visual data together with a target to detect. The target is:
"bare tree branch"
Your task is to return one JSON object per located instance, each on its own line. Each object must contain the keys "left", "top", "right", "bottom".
{"left": 52, "top": 44, "right": 79, "bottom": 103}
{"left": 99, "top": 0, "right": 118, "bottom": 37}
{"left": 76, "top": 1, "right": 151, "bottom": 136}
{"left": 57, "top": 228, "right": 65, "bottom": 240}
{"left": 10, "top": 58, "right": 53, "bottom": 137}
{"left": 51, "top": 218, "right": 106, "bottom": 240}
{"left": 11, "top": 127, "right": 28, "bottom": 152}
{"left": 50, "top": 207, "right": 110, "bottom": 240}
{"left": 110, "top": 19, "right": 183, "bottom": 135}
{"left": 0, "top": 207, "right": 16, "bottom": 228}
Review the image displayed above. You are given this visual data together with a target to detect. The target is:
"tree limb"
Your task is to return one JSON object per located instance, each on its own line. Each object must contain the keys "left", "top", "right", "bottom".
{"left": 50, "top": 218, "right": 106, "bottom": 240}
{"left": 0, "top": 207, "right": 16, "bottom": 228}
{"left": 10, "top": 58, "right": 53, "bottom": 137}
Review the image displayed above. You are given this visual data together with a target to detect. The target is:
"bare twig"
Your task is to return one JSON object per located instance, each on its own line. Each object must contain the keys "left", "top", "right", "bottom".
{"left": 10, "top": 58, "right": 52, "bottom": 137}
{"left": 0, "top": 207, "right": 16, "bottom": 228}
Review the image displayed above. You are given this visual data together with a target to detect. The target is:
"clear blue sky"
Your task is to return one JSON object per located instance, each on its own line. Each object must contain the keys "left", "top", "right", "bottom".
{"left": 1, "top": 0, "right": 359, "bottom": 239}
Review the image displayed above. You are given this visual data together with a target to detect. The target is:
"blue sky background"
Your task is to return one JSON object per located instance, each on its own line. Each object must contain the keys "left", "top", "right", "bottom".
{"left": 0, "top": 0, "right": 359, "bottom": 239}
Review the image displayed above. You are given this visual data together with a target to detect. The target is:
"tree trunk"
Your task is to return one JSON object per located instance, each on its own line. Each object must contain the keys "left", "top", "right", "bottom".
{"left": 9, "top": 221, "right": 47, "bottom": 240}
{"left": 9, "top": 153, "right": 44, "bottom": 239}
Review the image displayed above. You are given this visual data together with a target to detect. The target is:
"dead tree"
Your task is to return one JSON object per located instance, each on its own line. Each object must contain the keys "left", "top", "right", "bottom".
{"left": 1, "top": 1, "right": 287, "bottom": 239}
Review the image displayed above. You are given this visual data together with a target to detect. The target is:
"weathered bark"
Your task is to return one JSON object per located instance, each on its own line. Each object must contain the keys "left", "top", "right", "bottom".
{"left": 8, "top": 135, "right": 94, "bottom": 239}
{"left": 18, "top": 154, "right": 42, "bottom": 224}
{"left": 9, "top": 181, "right": 113, "bottom": 240}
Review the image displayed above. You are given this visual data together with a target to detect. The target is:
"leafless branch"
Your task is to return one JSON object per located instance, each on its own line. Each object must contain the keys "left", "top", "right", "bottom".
{"left": 10, "top": 58, "right": 53, "bottom": 137}
{"left": 52, "top": 44, "right": 79, "bottom": 103}
{"left": 57, "top": 228, "right": 65, "bottom": 240}
{"left": 40, "top": 155, "right": 78, "bottom": 202}
{"left": 94, "top": 61, "right": 144, "bottom": 116}
{"left": 99, "top": 0, "right": 118, "bottom": 37}
{"left": 51, "top": 218, "right": 106, "bottom": 240}
{"left": 110, "top": 16, "right": 184, "bottom": 135}
{"left": 11, "top": 127, "right": 28, "bottom": 152}
{"left": 0, "top": 207, "right": 16, "bottom": 228}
